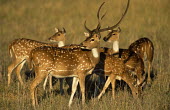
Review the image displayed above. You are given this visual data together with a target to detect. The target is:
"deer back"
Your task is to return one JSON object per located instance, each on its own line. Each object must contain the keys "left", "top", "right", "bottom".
{"left": 129, "top": 37, "right": 154, "bottom": 62}
{"left": 8, "top": 28, "right": 66, "bottom": 60}
{"left": 9, "top": 38, "right": 57, "bottom": 59}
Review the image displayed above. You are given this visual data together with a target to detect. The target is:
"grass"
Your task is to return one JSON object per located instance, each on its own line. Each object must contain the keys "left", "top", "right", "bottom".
{"left": 0, "top": 0, "right": 170, "bottom": 109}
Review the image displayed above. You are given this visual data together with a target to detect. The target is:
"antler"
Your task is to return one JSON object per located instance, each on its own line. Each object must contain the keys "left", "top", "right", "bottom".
{"left": 99, "top": 0, "right": 130, "bottom": 32}
{"left": 84, "top": 20, "right": 92, "bottom": 33}
{"left": 96, "top": 2, "right": 106, "bottom": 30}
{"left": 84, "top": 2, "right": 106, "bottom": 33}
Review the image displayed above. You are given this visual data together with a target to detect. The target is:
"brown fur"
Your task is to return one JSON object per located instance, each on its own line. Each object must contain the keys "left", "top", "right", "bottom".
{"left": 29, "top": 30, "right": 101, "bottom": 107}
{"left": 129, "top": 37, "right": 154, "bottom": 84}
{"left": 7, "top": 29, "right": 65, "bottom": 86}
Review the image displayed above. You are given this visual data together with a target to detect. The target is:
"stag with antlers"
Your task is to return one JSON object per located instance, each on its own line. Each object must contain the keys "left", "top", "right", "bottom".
{"left": 28, "top": 2, "right": 108, "bottom": 106}
{"left": 42, "top": 2, "right": 107, "bottom": 98}
{"left": 29, "top": 25, "right": 102, "bottom": 108}
{"left": 101, "top": 0, "right": 153, "bottom": 86}
{"left": 84, "top": 0, "right": 144, "bottom": 99}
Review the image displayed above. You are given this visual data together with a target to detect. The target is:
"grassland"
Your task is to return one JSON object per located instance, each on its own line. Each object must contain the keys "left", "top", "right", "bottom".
{"left": 0, "top": 0, "right": 170, "bottom": 110}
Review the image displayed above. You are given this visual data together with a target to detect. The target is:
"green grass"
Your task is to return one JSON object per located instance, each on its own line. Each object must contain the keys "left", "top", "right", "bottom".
{"left": 0, "top": 0, "right": 170, "bottom": 109}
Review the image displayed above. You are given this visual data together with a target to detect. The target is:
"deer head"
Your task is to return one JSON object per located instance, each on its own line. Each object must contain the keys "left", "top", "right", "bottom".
{"left": 103, "top": 27, "right": 121, "bottom": 42}
{"left": 82, "top": 1, "right": 106, "bottom": 49}
{"left": 82, "top": 32, "right": 101, "bottom": 51}
{"left": 48, "top": 28, "right": 66, "bottom": 47}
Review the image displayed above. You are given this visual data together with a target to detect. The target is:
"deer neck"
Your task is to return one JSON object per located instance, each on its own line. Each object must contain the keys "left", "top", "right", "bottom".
{"left": 112, "top": 40, "right": 119, "bottom": 54}
{"left": 92, "top": 48, "right": 99, "bottom": 58}
{"left": 58, "top": 41, "right": 65, "bottom": 47}
{"left": 90, "top": 47, "right": 100, "bottom": 67}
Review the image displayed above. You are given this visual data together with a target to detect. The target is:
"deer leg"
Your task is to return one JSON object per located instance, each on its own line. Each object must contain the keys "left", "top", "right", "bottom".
{"left": 7, "top": 59, "right": 22, "bottom": 86}
{"left": 8, "top": 62, "right": 16, "bottom": 86}
{"left": 98, "top": 76, "right": 111, "bottom": 100}
{"left": 49, "top": 75, "right": 53, "bottom": 91}
{"left": 136, "top": 69, "right": 143, "bottom": 86}
{"left": 78, "top": 74, "right": 86, "bottom": 105}
{"left": 35, "top": 87, "right": 38, "bottom": 105}
{"left": 69, "top": 77, "right": 79, "bottom": 108}
{"left": 59, "top": 78, "right": 64, "bottom": 95}
{"left": 15, "top": 60, "right": 26, "bottom": 86}
{"left": 94, "top": 74, "right": 104, "bottom": 97}
{"left": 30, "top": 72, "right": 46, "bottom": 107}
{"left": 110, "top": 75, "right": 116, "bottom": 99}
{"left": 147, "top": 61, "right": 152, "bottom": 85}
{"left": 94, "top": 81, "right": 99, "bottom": 97}
{"left": 43, "top": 75, "right": 48, "bottom": 90}
{"left": 43, "top": 74, "right": 53, "bottom": 92}
{"left": 66, "top": 77, "right": 73, "bottom": 95}
{"left": 122, "top": 73, "right": 138, "bottom": 98}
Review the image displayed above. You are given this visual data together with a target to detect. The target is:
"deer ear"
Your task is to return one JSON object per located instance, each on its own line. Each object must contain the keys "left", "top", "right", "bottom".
{"left": 97, "top": 35, "right": 101, "bottom": 40}
{"left": 84, "top": 32, "right": 90, "bottom": 37}
{"left": 63, "top": 28, "right": 66, "bottom": 33}
{"left": 117, "top": 27, "right": 121, "bottom": 32}
{"left": 55, "top": 28, "right": 59, "bottom": 32}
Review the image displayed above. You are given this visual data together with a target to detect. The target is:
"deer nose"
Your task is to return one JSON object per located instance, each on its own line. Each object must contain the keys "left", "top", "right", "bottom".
{"left": 79, "top": 43, "right": 86, "bottom": 49}
{"left": 103, "top": 37, "right": 108, "bottom": 42}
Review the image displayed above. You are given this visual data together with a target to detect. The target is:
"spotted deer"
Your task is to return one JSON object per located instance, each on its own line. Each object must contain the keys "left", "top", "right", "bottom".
{"left": 29, "top": 21, "right": 102, "bottom": 107}
{"left": 44, "top": 34, "right": 82, "bottom": 92}
{"left": 28, "top": 1, "right": 110, "bottom": 107}
{"left": 91, "top": 28, "right": 142, "bottom": 100}
{"left": 102, "top": 28, "right": 153, "bottom": 86}
{"left": 129, "top": 38, "right": 154, "bottom": 85}
{"left": 7, "top": 28, "right": 66, "bottom": 90}
{"left": 43, "top": 2, "right": 106, "bottom": 97}
{"left": 96, "top": 29, "right": 144, "bottom": 100}
{"left": 102, "top": 27, "right": 145, "bottom": 86}
{"left": 84, "top": 0, "right": 142, "bottom": 99}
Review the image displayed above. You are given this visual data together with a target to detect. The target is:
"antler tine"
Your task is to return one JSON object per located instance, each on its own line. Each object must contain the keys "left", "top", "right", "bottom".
{"left": 99, "top": 0, "right": 130, "bottom": 32}
{"left": 84, "top": 2, "right": 106, "bottom": 33}
{"left": 96, "top": 2, "right": 106, "bottom": 30}
{"left": 97, "top": 12, "right": 107, "bottom": 29}
{"left": 97, "top": 11, "right": 107, "bottom": 30}
{"left": 84, "top": 20, "right": 92, "bottom": 33}
{"left": 101, "top": 11, "right": 107, "bottom": 20}
{"left": 97, "top": 2, "right": 105, "bottom": 20}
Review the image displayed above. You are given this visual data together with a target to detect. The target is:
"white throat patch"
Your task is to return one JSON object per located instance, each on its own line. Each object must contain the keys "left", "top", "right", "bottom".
{"left": 137, "top": 79, "right": 140, "bottom": 85}
{"left": 92, "top": 48, "right": 99, "bottom": 58}
{"left": 58, "top": 41, "right": 65, "bottom": 47}
{"left": 113, "top": 41, "right": 119, "bottom": 52}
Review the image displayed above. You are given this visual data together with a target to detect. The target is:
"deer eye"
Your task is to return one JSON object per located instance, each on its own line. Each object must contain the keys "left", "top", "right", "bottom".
{"left": 58, "top": 33, "right": 61, "bottom": 36}
{"left": 112, "top": 33, "right": 116, "bottom": 35}
{"left": 91, "top": 39, "right": 95, "bottom": 41}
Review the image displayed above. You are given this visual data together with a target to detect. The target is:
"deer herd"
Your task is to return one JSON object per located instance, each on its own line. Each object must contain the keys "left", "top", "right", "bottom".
{"left": 7, "top": 0, "right": 154, "bottom": 108}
